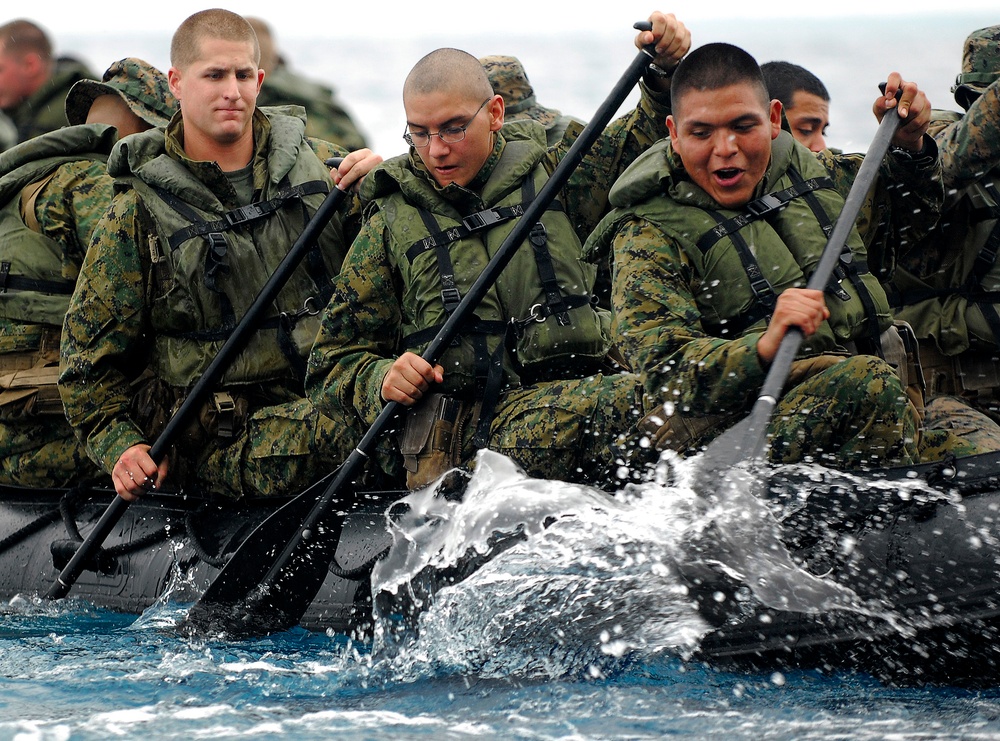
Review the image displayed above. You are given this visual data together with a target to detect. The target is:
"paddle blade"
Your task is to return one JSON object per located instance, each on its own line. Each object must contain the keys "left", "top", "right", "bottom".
{"left": 181, "top": 476, "right": 347, "bottom": 638}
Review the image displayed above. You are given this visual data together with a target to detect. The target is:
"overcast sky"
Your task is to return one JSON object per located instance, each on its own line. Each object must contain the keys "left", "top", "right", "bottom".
{"left": 19, "top": 0, "right": 1000, "bottom": 39}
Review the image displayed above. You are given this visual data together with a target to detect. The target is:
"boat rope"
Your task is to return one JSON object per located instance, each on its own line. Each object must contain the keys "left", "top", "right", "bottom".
{"left": 183, "top": 509, "right": 230, "bottom": 568}
{"left": 326, "top": 546, "right": 390, "bottom": 581}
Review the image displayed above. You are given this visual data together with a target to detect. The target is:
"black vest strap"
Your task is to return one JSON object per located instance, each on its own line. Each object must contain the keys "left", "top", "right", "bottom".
{"left": 695, "top": 175, "right": 834, "bottom": 253}
{"left": 160, "top": 180, "right": 329, "bottom": 250}
{"left": 787, "top": 168, "right": 884, "bottom": 357}
{"left": 0, "top": 262, "right": 74, "bottom": 295}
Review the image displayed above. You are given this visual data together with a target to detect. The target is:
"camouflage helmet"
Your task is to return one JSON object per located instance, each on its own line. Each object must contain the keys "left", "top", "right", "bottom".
{"left": 65, "top": 58, "right": 178, "bottom": 127}
{"left": 952, "top": 25, "right": 1000, "bottom": 110}
{"left": 480, "top": 55, "right": 560, "bottom": 128}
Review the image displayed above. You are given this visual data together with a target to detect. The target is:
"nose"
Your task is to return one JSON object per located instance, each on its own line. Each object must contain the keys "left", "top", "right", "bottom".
{"left": 809, "top": 133, "right": 827, "bottom": 153}
{"left": 221, "top": 74, "right": 241, "bottom": 100}
{"left": 711, "top": 130, "right": 738, "bottom": 158}
{"left": 427, "top": 134, "right": 451, "bottom": 157}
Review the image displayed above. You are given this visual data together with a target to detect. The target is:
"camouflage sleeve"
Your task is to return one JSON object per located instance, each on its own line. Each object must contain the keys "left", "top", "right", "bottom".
{"left": 817, "top": 139, "right": 944, "bottom": 280}
{"left": 306, "top": 210, "right": 400, "bottom": 428}
{"left": 611, "top": 217, "right": 767, "bottom": 414}
{"left": 58, "top": 189, "right": 152, "bottom": 473}
{"left": 306, "top": 136, "right": 367, "bottom": 244}
{"left": 559, "top": 79, "right": 671, "bottom": 241}
{"left": 35, "top": 160, "right": 114, "bottom": 279}
{"left": 932, "top": 84, "right": 1000, "bottom": 190}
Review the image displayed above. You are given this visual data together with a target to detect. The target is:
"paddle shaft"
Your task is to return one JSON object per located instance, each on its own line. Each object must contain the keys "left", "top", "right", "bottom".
{"left": 46, "top": 183, "right": 350, "bottom": 600}
{"left": 189, "top": 30, "right": 662, "bottom": 628}
{"left": 739, "top": 105, "right": 904, "bottom": 462}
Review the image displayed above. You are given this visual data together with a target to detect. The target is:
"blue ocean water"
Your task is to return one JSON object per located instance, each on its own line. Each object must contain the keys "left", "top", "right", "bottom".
{"left": 0, "top": 450, "right": 998, "bottom": 739}
{"left": 9, "top": 11, "right": 997, "bottom": 739}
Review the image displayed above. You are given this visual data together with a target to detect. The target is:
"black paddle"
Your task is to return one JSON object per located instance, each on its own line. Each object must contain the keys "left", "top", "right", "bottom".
{"left": 181, "top": 23, "right": 664, "bottom": 637}
{"left": 695, "top": 91, "right": 905, "bottom": 484}
{"left": 46, "top": 176, "right": 350, "bottom": 600}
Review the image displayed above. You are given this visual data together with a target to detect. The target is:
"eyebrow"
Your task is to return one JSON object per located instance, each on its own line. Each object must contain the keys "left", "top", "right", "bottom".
{"left": 405, "top": 113, "right": 468, "bottom": 132}
{"left": 682, "top": 112, "right": 763, "bottom": 131}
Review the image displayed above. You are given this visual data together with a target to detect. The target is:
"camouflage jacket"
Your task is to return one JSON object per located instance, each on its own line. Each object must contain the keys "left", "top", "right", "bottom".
{"left": 59, "top": 108, "right": 354, "bottom": 474}
{"left": 306, "top": 82, "right": 672, "bottom": 428}
{"left": 0, "top": 123, "right": 118, "bottom": 356}
{"left": 599, "top": 132, "right": 943, "bottom": 417}
{"left": 3, "top": 57, "right": 96, "bottom": 144}
{"left": 928, "top": 77, "right": 1000, "bottom": 190}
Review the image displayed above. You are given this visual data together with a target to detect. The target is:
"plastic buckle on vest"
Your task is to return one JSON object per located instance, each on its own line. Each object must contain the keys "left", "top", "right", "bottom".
{"left": 212, "top": 391, "right": 237, "bottom": 439}
{"left": 225, "top": 203, "right": 266, "bottom": 226}
{"left": 462, "top": 209, "right": 504, "bottom": 232}
{"left": 746, "top": 193, "right": 784, "bottom": 218}
{"left": 440, "top": 286, "right": 462, "bottom": 312}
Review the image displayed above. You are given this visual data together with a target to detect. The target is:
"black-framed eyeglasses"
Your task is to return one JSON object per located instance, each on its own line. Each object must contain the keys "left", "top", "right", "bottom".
{"left": 403, "top": 98, "right": 491, "bottom": 148}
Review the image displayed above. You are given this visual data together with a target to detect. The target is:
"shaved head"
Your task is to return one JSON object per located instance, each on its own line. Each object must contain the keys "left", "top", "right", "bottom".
{"left": 403, "top": 48, "right": 494, "bottom": 103}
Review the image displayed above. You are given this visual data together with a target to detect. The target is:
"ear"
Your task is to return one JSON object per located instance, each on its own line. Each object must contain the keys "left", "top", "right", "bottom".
{"left": 769, "top": 99, "right": 782, "bottom": 140}
{"left": 167, "top": 67, "right": 182, "bottom": 100}
{"left": 666, "top": 114, "right": 681, "bottom": 154}
{"left": 487, "top": 93, "right": 504, "bottom": 131}
{"left": 256, "top": 68, "right": 265, "bottom": 94}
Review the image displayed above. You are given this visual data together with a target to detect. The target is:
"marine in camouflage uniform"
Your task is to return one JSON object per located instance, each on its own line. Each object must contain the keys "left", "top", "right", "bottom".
{"left": 588, "top": 42, "right": 987, "bottom": 471}
{"left": 480, "top": 55, "right": 586, "bottom": 148}
{"left": 0, "top": 20, "right": 97, "bottom": 144}
{"left": 0, "top": 58, "right": 176, "bottom": 488}
{"left": 307, "top": 19, "right": 690, "bottom": 489}
{"left": 248, "top": 17, "right": 369, "bottom": 151}
{"left": 890, "top": 26, "right": 1000, "bottom": 420}
{"left": 59, "top": 10, "right": 372, "bottom": 501}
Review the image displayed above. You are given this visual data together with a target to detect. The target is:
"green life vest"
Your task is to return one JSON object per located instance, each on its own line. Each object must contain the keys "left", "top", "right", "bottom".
{"left": 111, "top": 110, "right": 345, "bottom": 388}
{"left": 367, "top": 120, "right": 608, "bottom": 396}
{"left": 591, "top": 131, "right": 892, "bottom": 354}
{"left": 0, "top": 123, "right": 118, "bottom": 330}
{"left": 890, "top": 172, "right": 1000, "bottom": 356}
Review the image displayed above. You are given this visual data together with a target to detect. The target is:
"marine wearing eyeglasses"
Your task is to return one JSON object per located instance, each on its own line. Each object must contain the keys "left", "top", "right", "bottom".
{"left": 307, "top": 13, "right": 692, "bottom": 489}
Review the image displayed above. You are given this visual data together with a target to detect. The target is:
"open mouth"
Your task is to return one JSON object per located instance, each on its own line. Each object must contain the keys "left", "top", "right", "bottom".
{"left": 714, "top": 167, "right": 742, "bottom": 184}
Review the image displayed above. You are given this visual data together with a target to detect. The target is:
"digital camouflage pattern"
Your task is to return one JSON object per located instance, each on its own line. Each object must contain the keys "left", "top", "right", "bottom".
{"left": 889, "top": 28, "right": 1000, "bottom": 413}
{"left": 59, "top": 111, "right": 365, "bottom": 499}
{"left": 65, "top": 58, "right": 178, "bottom": 129}
{"left": 951, "top": 25, "right": 1000, "bottom": 111}
{"left": 4, "top": 57, "right": 96, "bottom": 144}
{"left": 0, "top": 154, "right": 113, "bottom": 487}
{"left": 307, "top": 81, "right": 673, "bottom": 486}
{"left": 601, "top": 135, "right": 985, "bottom": 469}
{"left": 481, "top": 54, "right": 586, "bottom": 148}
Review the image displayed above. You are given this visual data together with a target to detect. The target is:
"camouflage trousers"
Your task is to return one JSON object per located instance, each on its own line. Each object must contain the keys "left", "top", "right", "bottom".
{"left": 474, "top": 371, "right": 647, "bottom": 486}
{"left": 192, "top": 397, "right": 363, "bottom": 500}
{"left": 918, "top": 395, "right": 1000, "bottom": 459}
{"left": 767, "top": 355, "right": 920, "bottom": 469}
{"left": 391, "top": 372, "right": 648, "bottom": 489}
{"left": 0, "top": 417, "right": 101, "bottom": 488}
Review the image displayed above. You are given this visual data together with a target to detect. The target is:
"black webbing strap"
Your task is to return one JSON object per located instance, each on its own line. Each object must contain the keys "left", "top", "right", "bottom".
{"left": 787, "top": 168, "right": 884, "bottom": 357}
{"left": 695, "top": 175, "right": 834, "bottom": 254}
{"left": 0, "top": 262, "right": 74, "bottom": 295}
{"left": 417, "top": 208, "right": 463, "bottom": 314}
{"left": 520, "top": 176, "right": 571, "bottom": 326}
{"left": 161, "top": 180, "right": 329, "bottom": 251}
{"left": 705, "top": 208, "right": 779, "bottom": 320}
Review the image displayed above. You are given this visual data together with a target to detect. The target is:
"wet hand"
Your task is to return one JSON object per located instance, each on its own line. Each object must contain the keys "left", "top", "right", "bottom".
{"left": 112, "top": 444, "right": 169, "bottom": 502}
{"left": 635, "top": 12, "right": 691, "bottom": 72}
{"left": 381, "top": 352, "right": 445, "bottom": 406}
{"left": 875, "top": 73, "right": 930, "bottom": 152}
{"left": 333, "top": 148, "right": 383, "bottom": 192}
{"left": 756, "top": 288, "right": 830, "bottom": 365}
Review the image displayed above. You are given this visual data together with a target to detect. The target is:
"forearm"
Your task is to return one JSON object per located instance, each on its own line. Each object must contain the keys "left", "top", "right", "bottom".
{"left": 306, "top": 219, "right": 402, "bottom": 428}
{"left": 933, "top": 85, "right": 1000, "bottom": 190}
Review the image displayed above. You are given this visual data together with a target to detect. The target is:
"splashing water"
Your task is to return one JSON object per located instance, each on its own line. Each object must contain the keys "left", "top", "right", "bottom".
{"left": 366, "top": 449, "right": 935, "bottom": 680}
